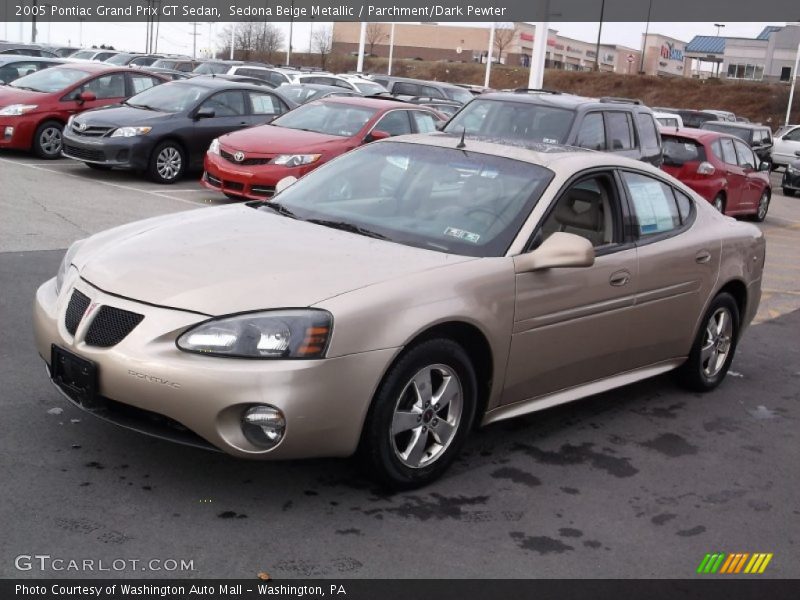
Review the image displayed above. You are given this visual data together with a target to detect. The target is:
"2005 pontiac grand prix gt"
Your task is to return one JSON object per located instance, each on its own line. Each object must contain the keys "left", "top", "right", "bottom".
{"left": 33, "top": 134, "right": 766, "bottom": 488}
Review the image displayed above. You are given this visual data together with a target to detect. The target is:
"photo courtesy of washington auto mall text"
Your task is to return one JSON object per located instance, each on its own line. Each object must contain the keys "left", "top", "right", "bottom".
{"left": 1, "top": 0, "right": 800, "bottom": 598}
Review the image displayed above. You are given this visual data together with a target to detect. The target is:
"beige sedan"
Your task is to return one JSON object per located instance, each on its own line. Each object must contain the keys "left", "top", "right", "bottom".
{"left": 33, "top": 135, "right": 765, "bottom": 488}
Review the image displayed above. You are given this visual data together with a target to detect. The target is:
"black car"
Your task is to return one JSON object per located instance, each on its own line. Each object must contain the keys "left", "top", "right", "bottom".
{"left": 192, "top": 60, "right": 269, "bottom": 75}
{"left": 0, "top": 56, "right": 63, "bottom": 85}
{"left": 782, "top": 158, "right": 800, "bottom": 196}
{"left": 405, "top": 96, "right": 462, "bottom": 117}
{"left": 371, "top": 75, "right": 474, "bottom": 105}
{"left": 443, "top": 90, "right": 663, "bottom": 166}
{"left": 104, "top": 53, "right": 163, "bottom": 67}
{"left": 149, "top": 58, "right": 203, "bottom": 72}
{"left": 0, "top": 43, "right": 58, "bottom": 58}
{"left": 699, "top": 121, "right": 774, "bottom": 167}
{"left": 279, "top": 83, "right": 361, "bottom": 104}
{"left": 62, "top": 78, "right": 296, "bottom": 183}
{"left": 140, "top": 66, "right": 194, "bottom": 80}
{"left": 673, "top": 109, "right": 720, "bottom": 129}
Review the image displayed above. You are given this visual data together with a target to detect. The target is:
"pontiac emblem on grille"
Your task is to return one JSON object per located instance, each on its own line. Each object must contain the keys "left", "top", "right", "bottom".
{"left": 234, "top": 151, "right": 245, "bottom": 162}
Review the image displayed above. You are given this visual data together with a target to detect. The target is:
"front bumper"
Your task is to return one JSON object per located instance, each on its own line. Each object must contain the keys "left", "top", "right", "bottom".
{"left": 62, "top": 130, "right": 153, "bottom": 169}
{"left": 33, "top": 276, "right": 396, "bottom": 459}
{"left": 202, "top": 152, "right": 310, "bottom": 201}
{"left": 782, "top": 167, "right": 800, "bottom": 191}
{"left": 0, "top": 115, "right": 35, "bottom": 150}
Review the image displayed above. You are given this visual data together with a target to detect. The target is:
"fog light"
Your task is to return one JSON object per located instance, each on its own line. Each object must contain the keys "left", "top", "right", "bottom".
{"left": 4, "top": 126, "right": 13, "bottom": 139}
{"left": 241, "top": 405, "right": 285, "bottom": 449}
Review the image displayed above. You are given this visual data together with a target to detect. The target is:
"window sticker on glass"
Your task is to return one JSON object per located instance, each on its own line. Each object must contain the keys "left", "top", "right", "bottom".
{"left": 543, "top": 137, "right": 558, "bottom": 144}
{"left": 628, "top": 181, "right": 677, "bottom": 234}
{"left": 444, "top": 227, "right": 481, "bottom": 243}
{"left": 480, "top": 169, "right": 499, "bottom": 179}
{"left": 386, "top": 155, "right": 410, "bottom": 170}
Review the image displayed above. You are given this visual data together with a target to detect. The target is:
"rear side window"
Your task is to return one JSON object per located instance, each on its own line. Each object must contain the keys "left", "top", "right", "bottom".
{"left": 420, "top": 85, "right": 445, "bottom": 99}
{"left": 575, "top": 112, "right": 605, "bottom": 150}
{"left": 248, "top": 92, "right": 284, "bottom": 115}
{"left": 375, "top": 110, "right": 412, "bottom": 136}
{"left": 128, "top": 73, "right": 160, "bottom": 94}
{"left": 622, "top": 171, "right": 682, "bottom": 236}
{"left": 718, "top": 138, "right": 738, "bottom": 165}
{"left": 662, "top": 136, "right": 706, "bottom": 165}
{"left": 674, "top": 190, "right": 694, "bottom": 224}
{"left": 733, "top": 140, "right": 756, "bottom": 169}
{"left": 636, "top": 113, "right": 660, "bottom": 154}
{"left": 605, "top": 112, "right": 635, "bottom": 151}
{"left": 784, "top": 127, "right": 800, "bottom": 141}
{"left": 393, "top": 82, "right": 420, "bottom": 96}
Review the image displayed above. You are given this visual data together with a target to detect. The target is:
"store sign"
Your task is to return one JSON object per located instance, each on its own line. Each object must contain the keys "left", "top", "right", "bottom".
{"left": 520, "top": 32, "right": 533, "bottom": 42}
{"left": 660, "top": 42, "right": 684, "bottom": 62}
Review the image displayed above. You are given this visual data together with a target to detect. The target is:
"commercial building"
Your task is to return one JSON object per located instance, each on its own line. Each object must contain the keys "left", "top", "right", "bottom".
{"left": 639, "top": 33, "right": 689, "bottom": 77}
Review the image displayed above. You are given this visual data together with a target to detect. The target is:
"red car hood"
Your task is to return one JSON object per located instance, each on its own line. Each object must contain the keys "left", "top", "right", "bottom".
{"left": 218, "top": 124, "right": 350, "bottom": 154}
{"left": 0, "top": 87, "right": 48, "bottom": 108}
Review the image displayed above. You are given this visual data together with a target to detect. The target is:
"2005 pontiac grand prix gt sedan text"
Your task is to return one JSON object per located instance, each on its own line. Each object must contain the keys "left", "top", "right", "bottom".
{"left": 33, "top": 134, "right": 765, "bottom": 488}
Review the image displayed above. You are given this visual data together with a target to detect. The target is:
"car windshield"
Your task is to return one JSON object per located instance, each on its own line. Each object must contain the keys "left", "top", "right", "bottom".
{"left": 352, "top": 81, "right": 386, "bottom": 95}
{"left": 151, "top": 59, "right": 176, "bottom": 69}
{"left": 105, "top": 53, "right": 134, "bottom": 65}
{"left": 444, "top": 87, "right": 474, "bottom": 104}
{"left": 279, "top": 85, "right": 326, "bottom": 104}
{"left": 9, "top": 67, "right": 87, "bottom": 92}
{"left": 193, "top": 62, "right": 229, "bottom": 75}
{"left": 70, "top": 50, "right": 95, "bottom": 60}
{"left": 125, "top": 82, "right": 207, "bottom": 112}
{"left": 266, "top": 141, "right": 553, "bottom": 257}
{"left": 703, "top": 123, "right": 753, "bottom": 144}
{"left": 271, "top": 101, "right": 376, "bottom": 136}
{"left": 444, "top": 98, "right": 575, "bottom": 144}
{"left": 662, "top": 136, "right": 707, "bottom": 165}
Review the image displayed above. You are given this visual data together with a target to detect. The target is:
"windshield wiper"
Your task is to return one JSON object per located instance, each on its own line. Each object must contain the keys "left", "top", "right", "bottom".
{"left": 307, "top": 219, "right": 387, "bottom": 240}
{"left": 257, "top": 202, "right": 299, "bottom": 219}
{"left": 124, "top": 102, "right": 157, "bottom": 111}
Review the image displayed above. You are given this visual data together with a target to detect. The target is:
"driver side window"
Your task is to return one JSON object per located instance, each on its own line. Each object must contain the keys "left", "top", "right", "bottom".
{"left": 539, "top": 175, "right": 618, "bottom": 248}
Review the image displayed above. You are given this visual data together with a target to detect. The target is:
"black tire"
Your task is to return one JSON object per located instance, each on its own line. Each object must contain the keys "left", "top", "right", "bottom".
{"left": 676, "top": 293, "right": 740, "bottom": 392}
{"left": 85, "top": 162, "right": 112, "bottom": 171}
{"left": 783, "top": 188, "right": 796, "bottom": 197}
{"left": 749, "top": 189, "right": 770, "bottom": 222}
{"left": 359, "top": 338, "right": 477, "bottom": 489}
{"left": 32, "top": 120, "right": 64, "bottom": 159}
{"left": 712, "top": 194, "right": 725, "bottom": 214}
{"left": 147, "top": 141, "right": 186, "bottom": 184}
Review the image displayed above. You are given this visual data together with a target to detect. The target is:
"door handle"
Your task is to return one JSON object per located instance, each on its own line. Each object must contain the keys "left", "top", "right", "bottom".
{"left": 609, "top": 270, "right": 630, "bottom": 287}
{"left": 695, "top": 250, "right": 712, "bottom": 264}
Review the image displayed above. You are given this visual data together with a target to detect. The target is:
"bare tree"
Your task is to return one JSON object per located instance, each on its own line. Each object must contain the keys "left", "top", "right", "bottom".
{"left": 493, "top": 22, "right": 517, "bottom": 63}
{"left": 312, "top": 25, "right": 334, "bottom": 70}
{"left": 366, "top": 22, "right": 388, "bottom": 56}
{"left": 217, "top": 21, "right": 284, "bottom": 63}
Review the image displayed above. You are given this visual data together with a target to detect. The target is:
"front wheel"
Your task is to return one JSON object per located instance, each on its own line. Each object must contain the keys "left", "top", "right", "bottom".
{"left": 359, "top": 339, "right": 477, "bottom": 489}
{"left": 32, "top": 120, "right": 63, "bottom": 159}
{"left": 676, "top": 293, "right": 740, "bottom": 392}
{"left": 148, "top": 141, "right": 186, "bottom": 184}
{"left": 750, "top": 190, "right": 770, "bottom": 222}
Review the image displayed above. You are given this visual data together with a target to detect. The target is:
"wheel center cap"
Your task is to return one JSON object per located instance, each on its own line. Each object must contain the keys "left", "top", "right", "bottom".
{"left": 422, "top": 409, "right": 434, "bottom": 423}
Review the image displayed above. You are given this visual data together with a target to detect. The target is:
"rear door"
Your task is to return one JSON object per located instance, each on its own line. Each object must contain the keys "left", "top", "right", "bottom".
{"left": 733, "top": 139, "right": 761, "bottom": 210}
{"left": 717, "top": 137, "right": 746, "bottom": 212}
{"left": 189, "top": 90, "right": 249, "bottom": 155}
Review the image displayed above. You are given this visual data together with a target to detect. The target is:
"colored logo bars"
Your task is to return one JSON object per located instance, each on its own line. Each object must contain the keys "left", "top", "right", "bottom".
{"left": 697, "top": 552, "right": 773, "bottom": 574}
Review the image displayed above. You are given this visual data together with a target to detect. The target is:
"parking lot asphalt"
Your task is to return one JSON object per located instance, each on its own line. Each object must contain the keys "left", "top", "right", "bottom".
{"left": 0, "top": 155, "right": 798, "bottom": 579}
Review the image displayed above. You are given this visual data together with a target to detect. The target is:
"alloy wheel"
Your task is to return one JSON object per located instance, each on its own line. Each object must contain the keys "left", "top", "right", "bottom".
{"left": 713, "top": 197, "right": 724, "bottom": 213}
{"left": 156, "top": 147, "right": 182, "bottom": 181}
{"left": 39, "top": 126, "right": 62, "bottom": 156}
{"left": 757, "top": 192, "right": 769, "bottom": 220}
{"left": 700, "top": 307, "right": 734, "bottom": 378}
{"left": 390, "top": 364, "right": 463, "bottom": 469}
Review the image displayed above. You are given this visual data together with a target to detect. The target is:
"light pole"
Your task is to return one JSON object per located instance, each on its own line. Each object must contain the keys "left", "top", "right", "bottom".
{"left": 484, "top": 23, "right": 495, "bottom": 88}
{"left": 594, "top": 0, "right": 605, "bottom": 71}
{"left": 786, "top": 42, "right": 800, "bottom": 126}
{"left": 356, "top": 22, "right": 367, "bottom": 73}
{"left": 388, "top": 23, "right": 396, "bottom": 76}
{"left": 528, "top": 22, "right": 549, "bottom": 89}
{"left": 640, "top": 0, "right": 653, "bottom": 74}
{"left": 229, "top": 23, "right": 235, "bottom": 60}
{"left": 714, "top": 23, "right": 725, "bottom": 36}
{"left": 286, "top": 0, "right": 295, "bottom": 65}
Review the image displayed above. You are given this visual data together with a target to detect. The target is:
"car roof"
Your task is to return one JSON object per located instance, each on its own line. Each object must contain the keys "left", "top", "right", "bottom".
{"left": 660, "top": 127, "right": 742, "bottom": 142}
{"left": 380, "top": 75, "right": 463, "bottom": 89}
{"left": 701, "top": 121, "right": 768, "bottom": 131}
{"left": 0, "top": 56, "right": 63, "bottom": 65}
{"left": 282, "top": 83, "right": 345, "bottom": 91}
{"left": 474, "top": 90, "right": 651, "bottom": 112}
{"left": 173, "top": 76, "right": 273, "bottom": 90}
{"left": 48, "top": 62, "right": 132, "bottom": 75}
{"left": 318, "top": 96, "right": 429, "bottom": 110}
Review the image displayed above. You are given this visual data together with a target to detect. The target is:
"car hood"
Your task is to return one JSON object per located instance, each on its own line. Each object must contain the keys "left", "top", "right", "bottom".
{"left": 76, "top": 204, "right": 473, "bottom": 315}
{"left": 0, "top": 86, "right": 49, "bottom": 107}
{"left": 72, "top": 104, "right": 172, "bottom": 127}
{"left": 219, "top": 124, "right": 348, "bottom": 154}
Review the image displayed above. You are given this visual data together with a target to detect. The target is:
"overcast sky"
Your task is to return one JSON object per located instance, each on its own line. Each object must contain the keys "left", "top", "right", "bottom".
{"left": 0, "top": 21, "right": 781, "bottom": 56}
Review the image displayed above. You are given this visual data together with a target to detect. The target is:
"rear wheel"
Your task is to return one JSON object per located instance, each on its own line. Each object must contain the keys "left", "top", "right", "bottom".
{"left": 148, "top": 141, "right": 185, "bottom": 184}
{"left": 676, "top": 293, "right": 740, "bottom": 392}
{"left": 32, "top": 120, "right": 63, "bottom": 159}
{"left": 712, "top": 194, "right": 725, "bottom": 214}
{"left": 750, "top": 189, "right": 770, "bottom": 222}
{"left": 359, "top": 339, "right": 477, "bottom": 489}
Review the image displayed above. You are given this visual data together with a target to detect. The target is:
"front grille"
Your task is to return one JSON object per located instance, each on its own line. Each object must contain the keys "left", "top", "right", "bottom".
{"left": 222, "top": 180, "right": 244, "bottom": 191}
{"left": 220, "top": 148, "right": 271, "bottom": 166}
{"left": 251, "top": 185, "right": 275, "bottom": 197}
{"left": 84, "top": 306, "right": 144, "bottom": 347}
{"left": 63, "top": 143, "right": 106, "bottom": 162}
{"left": 64, "top": 290, "right": 91, "bottom": 335}
{"left": 72, "top": 124, "right": 114, "bottom": 137}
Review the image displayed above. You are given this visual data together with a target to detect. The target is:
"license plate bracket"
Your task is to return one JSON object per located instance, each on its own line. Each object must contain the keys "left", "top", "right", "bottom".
{"left": 50, "top": 344, "right": 100, "bottom": 409}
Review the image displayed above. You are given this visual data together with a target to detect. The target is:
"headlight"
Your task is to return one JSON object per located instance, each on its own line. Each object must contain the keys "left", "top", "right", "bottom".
{"left": 0, "top": 104, "right": 38, "bottom": 116}
{"left": 271, "top": 154, "right": 321, "bottom": 168}
{"left": 177, "top": 309, "right": 332, "bottom": 359}
{"left": 208, "top": 138, "right": 220, "bottom": 155}
{"left": 110, "top": 126, "right": 152, "bottom": 137}
{"left": 66, "top": 115, "right": 75, "bottom": 128}
{"left": 55, "top": 239, "right": 85, "bottom": 295}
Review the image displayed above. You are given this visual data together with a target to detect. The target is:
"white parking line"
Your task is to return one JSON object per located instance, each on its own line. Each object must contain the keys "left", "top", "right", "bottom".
{"left": 0, "top": 156, "right": 206, "bottom": 206}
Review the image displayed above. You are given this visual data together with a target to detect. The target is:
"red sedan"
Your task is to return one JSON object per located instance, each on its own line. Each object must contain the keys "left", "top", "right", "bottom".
{"left": 661, "top": 128, "right": 772, "bottom": 221}
{"left": 202, "top": 96, "right": 444, "bottom": 201}
{"left": 0, "top": 63, "right": 166, "bottom": 158}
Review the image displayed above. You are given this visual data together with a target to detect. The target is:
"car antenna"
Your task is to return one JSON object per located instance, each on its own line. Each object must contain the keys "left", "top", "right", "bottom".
{"left": 456, "top": 127, "right": 467, "bottom": 149}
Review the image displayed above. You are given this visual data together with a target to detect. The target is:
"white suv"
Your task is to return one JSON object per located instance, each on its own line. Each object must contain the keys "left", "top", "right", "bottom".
{"left": 772, "top": 124, "right": 800, "bottom": 169}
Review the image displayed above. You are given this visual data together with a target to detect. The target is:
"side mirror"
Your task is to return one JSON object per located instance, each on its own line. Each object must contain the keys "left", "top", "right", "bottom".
{"left": 514, "top": 232, "right": 595, "bottom": 273}
{"left": 194, "top": 107, "right": 215, "bottom": 120}
{"left": 759, "top": 161, "right": 771, "bottom": 172}
{"left": 77, "top": 91, "right": 96, "bottom": 103}
{"left": 365, "top": 129, "right": 391, "bottom": 143}
{"left": 275, "top": 176, "right": 297, "bottom": 194}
